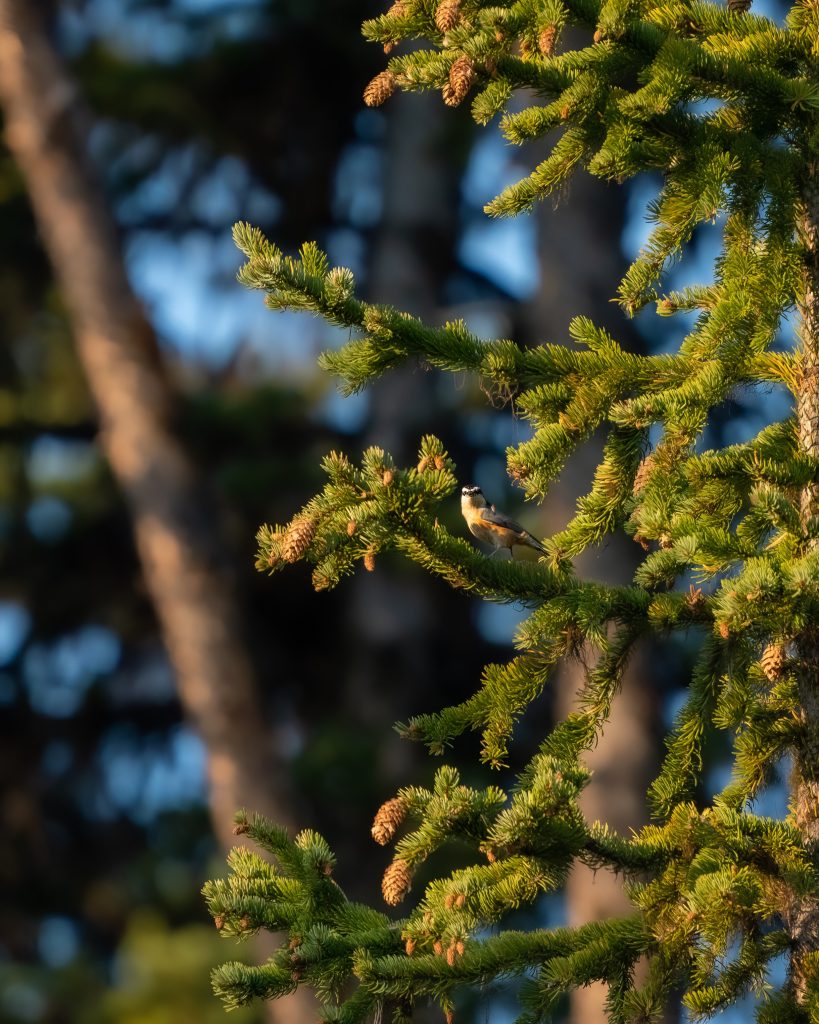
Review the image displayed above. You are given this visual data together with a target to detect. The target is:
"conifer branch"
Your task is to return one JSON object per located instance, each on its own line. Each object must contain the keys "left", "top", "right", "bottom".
{"left": 206, "top": 1, "right": 819, "bottom": 1018}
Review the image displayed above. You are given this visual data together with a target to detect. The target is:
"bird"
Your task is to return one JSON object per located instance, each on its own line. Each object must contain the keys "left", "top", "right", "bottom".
{"left": 460, "top": 485, "right": 546, "bottom": 559}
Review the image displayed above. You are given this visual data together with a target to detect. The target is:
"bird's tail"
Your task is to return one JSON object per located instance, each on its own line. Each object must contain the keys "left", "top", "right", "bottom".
{"left": 513, "top": 533, "right": 546, "bottom": 560}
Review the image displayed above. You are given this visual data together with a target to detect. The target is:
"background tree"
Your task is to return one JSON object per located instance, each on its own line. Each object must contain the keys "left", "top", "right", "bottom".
{"left": 205, "top": 0, "right": 818, "bottom": 1021}
{"left": 0, "top": 3, "right": 560, "bottom": 1022}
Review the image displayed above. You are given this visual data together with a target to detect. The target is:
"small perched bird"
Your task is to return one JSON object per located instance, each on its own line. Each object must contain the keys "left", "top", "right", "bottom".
{"left": 460, "top": 485, "right": 546, "bottom": 559}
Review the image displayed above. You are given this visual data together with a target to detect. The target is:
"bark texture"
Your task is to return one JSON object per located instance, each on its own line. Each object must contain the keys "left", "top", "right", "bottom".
{"left": 790, "top": 164, "right": 819, "bottom": 1004}
{"left": 0, "top": 4, "right": 310, "bottom": 1019}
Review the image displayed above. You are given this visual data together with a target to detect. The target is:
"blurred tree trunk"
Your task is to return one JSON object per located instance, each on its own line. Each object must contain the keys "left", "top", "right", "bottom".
{"left": 521, "top": 168, "right": 676, "bottom": 1024}
{"left": 0, "top": 4, "right": 311, "bottom": 1020}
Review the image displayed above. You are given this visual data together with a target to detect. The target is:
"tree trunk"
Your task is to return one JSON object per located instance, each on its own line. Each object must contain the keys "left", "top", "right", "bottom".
{"left": 789, "top": 163, "right": 819, "bottom": 1005}
{"left": 0, "top": 4, "right": 311, "bottom": 1019}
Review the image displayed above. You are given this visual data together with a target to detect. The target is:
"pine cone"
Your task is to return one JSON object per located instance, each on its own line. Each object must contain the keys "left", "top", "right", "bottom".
{"left": 371, "top": 797, "right": 407, "bottom": 844}
{"left": 443, "top": 55, "right": 476, "bottom": 107}
{"left": 387, "top": 0, "right": 409, "bottom": 15}
{"left": 761, "top": 642, "right": 787, "bottom": 681}
{"left": 382, "top": 858, "right": 413, "bottom": 905}
{"left": 633, "top": 454, "right": 655, "bottom": 494}
{"left": 282, "top": 517, "right": 316, "bottom": 562}
{"left": 435, "top": 0, "right": 461, "bottom": 32}
{"left": 727, "top": 0, "right": 751, "bottom": 10}
{"left": 538, "top": 25, "right": 557, "bottom": 56}
{"left": 364, "top": 70, "right": 397, "bottom": 107}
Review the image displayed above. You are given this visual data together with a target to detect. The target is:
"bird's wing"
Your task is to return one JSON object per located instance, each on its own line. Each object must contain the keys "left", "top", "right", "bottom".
{"left": 479, "top": 506, "right": 529, "bottom": 535}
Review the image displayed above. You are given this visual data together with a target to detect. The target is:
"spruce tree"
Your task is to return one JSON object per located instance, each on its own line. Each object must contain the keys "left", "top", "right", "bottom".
{"left": 203, "top": 0, "right": 819, "bottom": 1019}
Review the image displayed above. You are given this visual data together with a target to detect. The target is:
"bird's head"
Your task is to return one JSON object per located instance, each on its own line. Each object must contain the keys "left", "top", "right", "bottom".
{"left": 461, "top": 484, "right": 488, "bottom": 509}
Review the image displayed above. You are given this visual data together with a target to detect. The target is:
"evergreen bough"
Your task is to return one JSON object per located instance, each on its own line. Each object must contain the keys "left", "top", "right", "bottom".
{"left": 203, "top": 0, "right": 819, "bottom": 1019}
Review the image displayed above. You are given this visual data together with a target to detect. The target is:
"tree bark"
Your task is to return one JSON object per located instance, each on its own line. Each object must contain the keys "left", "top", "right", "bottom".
{"left": 0, "top": 4, "right": 311, "bottom": 1019}
{"left": 789, "top": 163, "right": 819, "bottom": 1004}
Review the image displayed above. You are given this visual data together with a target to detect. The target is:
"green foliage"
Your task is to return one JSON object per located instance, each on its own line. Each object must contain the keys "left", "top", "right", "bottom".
{"left": 207, "top": 0, "right": 819, "bottom": 1020}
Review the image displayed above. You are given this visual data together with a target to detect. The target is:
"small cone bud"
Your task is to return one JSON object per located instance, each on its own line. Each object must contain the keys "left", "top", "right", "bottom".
{"left": 364, "top": 551, "right": 376, "bottom": 572}
{"left": 364, "top": 70, "right": 397, "bottom": 107}
{"left": 444, "top": 893, "right": 455, "bottom": 909}
{"left": 494, "top": 27, "right": 505, "bottom": 42}
{"left": 539, "top": 25, "right": 557, "bottom": 56}
{"left": 435, "top": 0, "right": 461, "bottom": 32}
{"left": 434, "top": 455, "right": 446, "bottom": 470}
{"left": 446, "top": 943, "right": 457, "bottom": 966}
{"left": 443, "top": 55, "right": 476, "bottom": 107}
{"left": 456, "top": 940, "right": 465, "bottom": 956}
{"left": 593, "top": 28, "right": 604, "bottom": 42}
{"left": 405, "top": 936, "right": 416, "bottom": 955}
{"left": 382, "top": 858, "right": 413, "bottom": 905}
{"left": 233, "top": 819, "right": 250, "bottom": 835}
{"left": 686, "top": 585, "right": 704, "bottom": 610}
{"left": 347, "top": 520, "right": 357, "bottom": 536}
{"left": 558, "top": 411, "right": 579, "bottom": 433}
{"left": 384, "top": 41, "right": 396, "bottom": 54}
{"left": 312, "top": 567, "right": 331, "bottom": 591}
{"left": 214, "top": 914, "right": 225, "bottom": 930}
{"left": 485, "top": 847, "right": 496, "bottom": 862}
{"left": 728, "top": 0, "right": 752, "bottom": 10}
{"left": 719, "top": 622, "right": 730, "bottom": 640}
{"left": 387, "top": 0, "right": 409, "bottom": 14}
{"left": 239, "top": 914, "right": 251, "bottom": 931}
{"left": 371, "top": 797, "right": 407, "bottom": 845}
{"left": 283, "top": 516, "right": 316, "bottom": 562}
{"left": 761, "top": 642, "right": 787, "bottom": 681}
{"left": 445, "top": 1011, "right": 454, "bottom": 1024}
{"left": 418, "top": 455, "right": 432, "bottom": 472}
{"left": 433, "top": 939, "right": 444, "bottom": 956}
{"left": 382, "top": 469, "right": 394, "bottom": 485}
{"left": 455, "top": 893, "right": 465, "bottom": 908}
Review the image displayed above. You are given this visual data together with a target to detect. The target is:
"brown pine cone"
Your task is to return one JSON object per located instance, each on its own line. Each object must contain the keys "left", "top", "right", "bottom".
{"left": 364, "top": 70, "right": 397, "bottom": 107}
{"left": 382, "top": 858, "right": 413, "bottom": 906}
{"left": 435, "top": 0, "right": 461, "bottom": 32}
{"left": 538, "top": 25, "right": 557, "bottom": 56}
{"left": 761, "top": 642, "right": 786, "bottom": 681}
{"left": 443, "top": 55, "right": 476, "bottom": 107}
{"left": 371, "top": 797, "right": 407, "bottom": 845}
{"left": 282, "top": 516, "right": 316, "bottom": 562}
{"left": 633, "top": 454, "right": 655, "bottom": 494}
